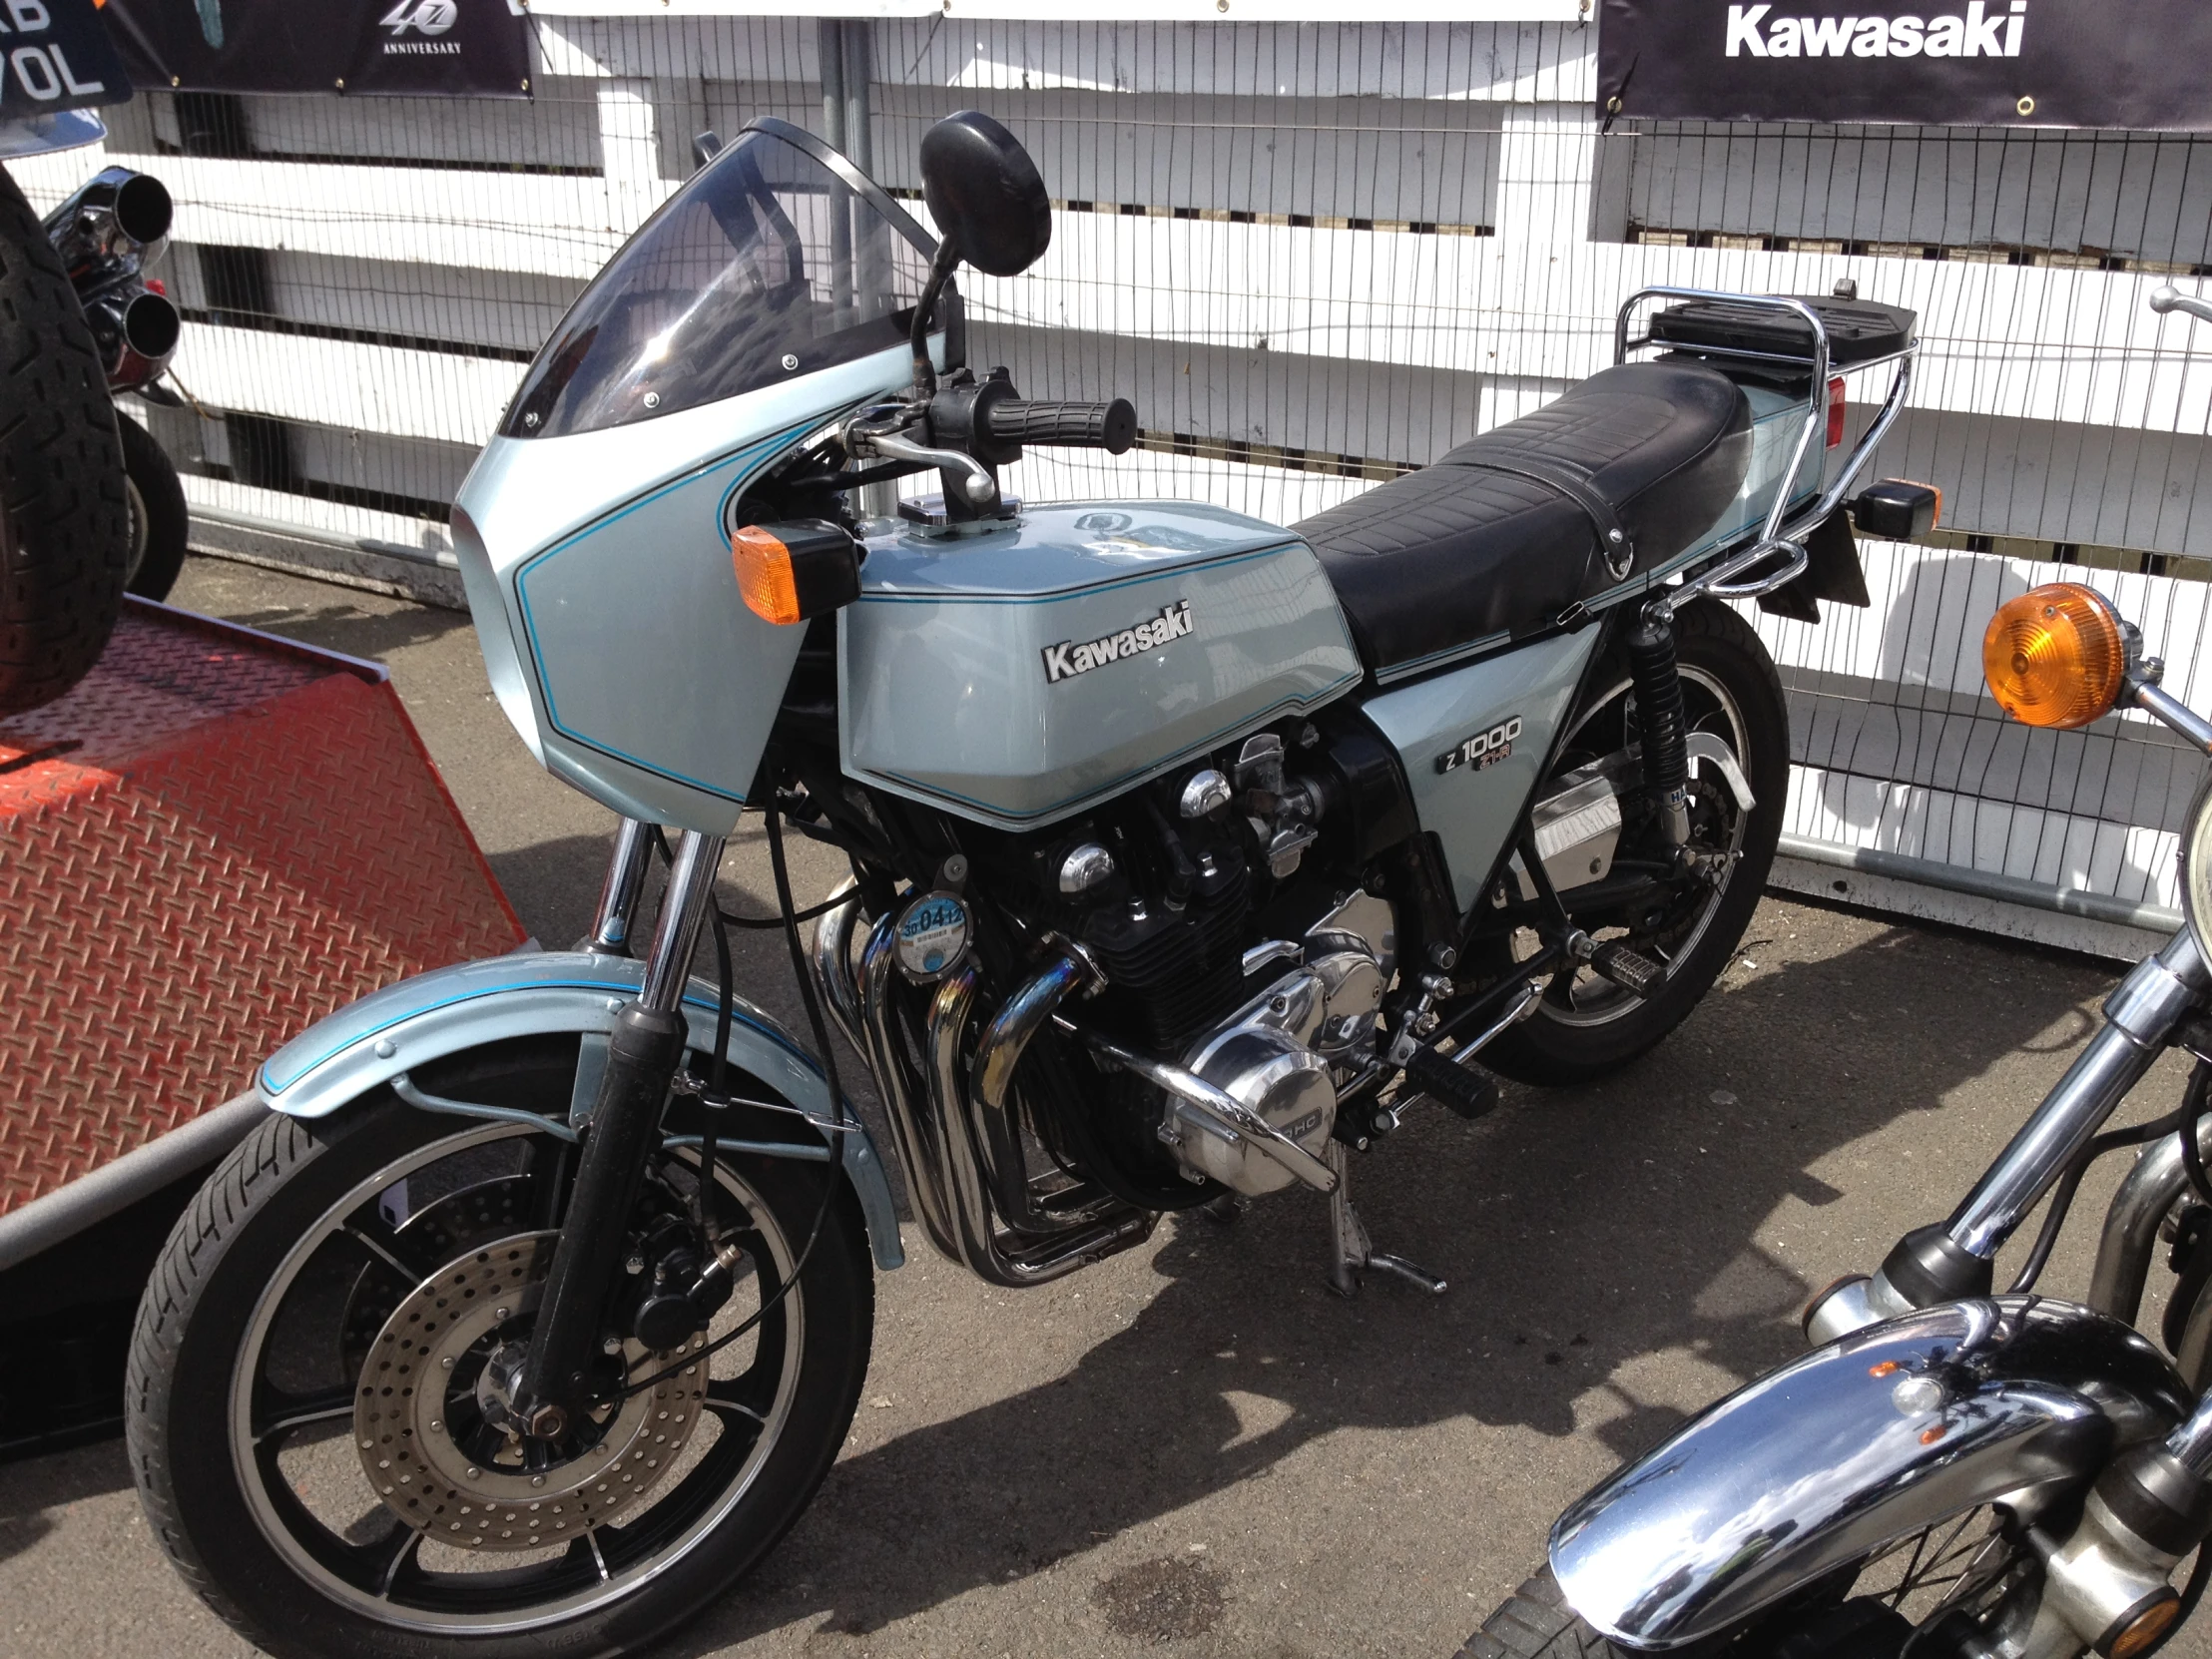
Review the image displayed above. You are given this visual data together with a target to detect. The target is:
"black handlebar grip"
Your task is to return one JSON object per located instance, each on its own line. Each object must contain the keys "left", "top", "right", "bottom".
{"left": 984, "top": 396, "right": 1139, "bottom": 454}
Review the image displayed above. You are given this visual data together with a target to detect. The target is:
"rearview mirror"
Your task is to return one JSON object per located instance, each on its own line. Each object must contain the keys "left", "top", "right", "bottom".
{"left": 918, "top": 112, "right": 1051, "bottom": 278}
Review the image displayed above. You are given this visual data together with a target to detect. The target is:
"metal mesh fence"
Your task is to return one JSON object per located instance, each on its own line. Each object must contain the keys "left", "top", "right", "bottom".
{"left": 9, "top": 13, "right": 2211, "bottom": 942}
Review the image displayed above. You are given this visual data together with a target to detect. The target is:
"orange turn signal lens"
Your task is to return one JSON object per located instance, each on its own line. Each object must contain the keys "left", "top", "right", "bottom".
{"left": 1982, "top": 582, "right": 2128, "bottom": 730}
{"left": 731, "top": 525, "right": 803, "bottom": 626}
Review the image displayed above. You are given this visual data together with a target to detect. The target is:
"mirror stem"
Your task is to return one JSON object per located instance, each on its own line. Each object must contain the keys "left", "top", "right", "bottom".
{"left": 910, "top": 242, "right": 960, "bottom": 401}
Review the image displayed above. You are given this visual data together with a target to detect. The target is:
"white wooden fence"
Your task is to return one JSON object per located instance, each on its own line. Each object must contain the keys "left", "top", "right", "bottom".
{"left": 12, "top": 9, "right": 2212, "bottom": 955}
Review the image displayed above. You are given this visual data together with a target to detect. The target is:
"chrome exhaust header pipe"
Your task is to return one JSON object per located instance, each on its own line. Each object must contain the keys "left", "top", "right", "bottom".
{"left": 814, "top": 902, "right": 1154, "bottom": 1288}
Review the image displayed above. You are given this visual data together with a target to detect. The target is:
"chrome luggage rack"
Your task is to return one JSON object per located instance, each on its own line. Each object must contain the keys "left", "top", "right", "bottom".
{"left": 1614, "top": 286, "right": 1918, "bottom": 613}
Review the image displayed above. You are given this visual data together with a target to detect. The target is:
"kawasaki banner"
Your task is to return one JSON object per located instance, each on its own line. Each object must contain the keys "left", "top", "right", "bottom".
{"left": 103, "top": 0, "right": 531, "bottom": 98}
{"left": 1598, "top": 0, "right": 2212, "bottom": 130}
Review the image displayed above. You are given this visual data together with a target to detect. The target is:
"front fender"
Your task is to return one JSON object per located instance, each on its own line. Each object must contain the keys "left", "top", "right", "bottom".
{"left": 259, "top": 950, "right": 904, "bottom": 1271}
{"left": 1551, "top": 1298, "right": 2190, "bottom": 1650}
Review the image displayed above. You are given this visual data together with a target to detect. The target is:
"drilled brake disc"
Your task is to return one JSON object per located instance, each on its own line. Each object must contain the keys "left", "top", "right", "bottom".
{"left": 353, "top": 1231, "right": 709, "bottom": 1551}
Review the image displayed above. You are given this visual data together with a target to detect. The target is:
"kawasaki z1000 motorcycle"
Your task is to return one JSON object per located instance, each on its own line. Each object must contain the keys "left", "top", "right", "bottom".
{"left": 128, "top": 112, "right": 1929, "bottom": 1657}
{"left": 1465, "top": 290, "right": 2212, "bottom": 1659}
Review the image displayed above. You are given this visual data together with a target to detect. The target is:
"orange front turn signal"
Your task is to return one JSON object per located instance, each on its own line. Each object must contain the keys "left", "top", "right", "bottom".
{"left": 730, "top": 519, "right": 862, "bottom": 628}
{"left": 732, "top": 525, "right": 804, "bottom": 625}
{"left": 1982, "top": 582, "right": 2131, "bottom": 730}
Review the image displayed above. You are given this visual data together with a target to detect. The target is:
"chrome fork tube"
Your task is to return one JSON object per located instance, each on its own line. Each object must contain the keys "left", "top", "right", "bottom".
{"left": 1948, "top": 929, "right": 2209, "bottom": 1259}
{"left": 2089, "top": 1115, "right": 2212, "bottom": 1324}
{"left": 513, "top": 828, "right": 725, "bottom": 1434}
{"left": 638, "top": 830, "right": 726, "bottom": 1012}
{"left": 2167, "top": 1394, "right": 2212, "bottom": 1473}
{"left": 585, "top": 818, "right": 654, "bottom": 955}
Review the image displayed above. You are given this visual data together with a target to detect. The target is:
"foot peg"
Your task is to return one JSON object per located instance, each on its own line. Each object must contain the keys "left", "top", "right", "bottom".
{"left": 1588, "top": 940, "right": 1664, "bottom": 998}
{"left": 1400, "top": 1045, "right": 1500, "bottom": 1121}
{"left": 1326, "top": 1141, "right": 1447, "bottom": 1299}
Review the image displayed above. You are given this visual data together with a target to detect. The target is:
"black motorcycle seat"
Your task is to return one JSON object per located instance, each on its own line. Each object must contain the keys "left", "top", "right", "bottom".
{"left": 1295, "top": 362, "right": 1753, "bottom": 676}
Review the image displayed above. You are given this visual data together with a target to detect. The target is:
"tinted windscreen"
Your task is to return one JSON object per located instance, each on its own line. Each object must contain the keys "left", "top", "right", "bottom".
{"left": 503, "top": 128, "right": 932, "bottom": 439}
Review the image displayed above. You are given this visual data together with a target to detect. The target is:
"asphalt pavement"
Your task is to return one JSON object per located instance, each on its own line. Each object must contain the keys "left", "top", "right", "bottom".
{"left": 1, "top": 556, "right": 2206, "bottom": 1659}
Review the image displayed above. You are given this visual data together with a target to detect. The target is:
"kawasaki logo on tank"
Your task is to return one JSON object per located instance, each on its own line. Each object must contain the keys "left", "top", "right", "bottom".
{"left": 1041, "top": 601, "right": 1193, "bottom": 685}
{"left": 1596, "top": 0, "right": 2212, "bottom": 131}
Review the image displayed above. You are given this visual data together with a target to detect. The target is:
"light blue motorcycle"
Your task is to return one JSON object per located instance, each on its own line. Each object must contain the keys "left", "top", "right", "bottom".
{"left": 128, "top": 112, "right": 1929, "bottom": 1657}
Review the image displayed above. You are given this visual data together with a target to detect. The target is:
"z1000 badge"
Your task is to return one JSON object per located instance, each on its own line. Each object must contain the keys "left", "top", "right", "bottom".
{"left": 1437, "top": 715, "right": 1522, "bottom": 774}
{"left": 1041, "top": 600, "right": 1192, "bottom": 684}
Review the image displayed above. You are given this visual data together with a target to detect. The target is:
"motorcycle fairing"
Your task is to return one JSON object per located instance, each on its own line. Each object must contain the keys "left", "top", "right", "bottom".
{"left": 839, "top": 501, "right": 1364, "bottom": 830}
{"left": 453, "top": 118, "right": 944, "bottom": 832}
{"left": 454, "top": 349, "right": 912, "bottom": 832}
{"left": 1550, "top": 1298, "right": 2190, "bottom": 1651}
{"left": 256, "top": 950, "right": 904, "bottom": 1272}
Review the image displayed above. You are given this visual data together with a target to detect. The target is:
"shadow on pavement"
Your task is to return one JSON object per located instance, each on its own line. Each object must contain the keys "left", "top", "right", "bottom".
{"left": 0, "top": 1441, "right": 132, "bottom": 1567}
{"left": 660, "top": 919, "right": 2115, "bottom": 1651}
{"left": 217, "top": 600, "right": 465, "bottom": 664}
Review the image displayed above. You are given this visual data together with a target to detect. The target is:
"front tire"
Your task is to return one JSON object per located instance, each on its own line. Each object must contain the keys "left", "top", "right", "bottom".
{"left": 1476, "top": 598, "right": 1788, "bottom": 1087}
{"left": 129, "top": 1046, "right": 872, "bottom": 1659}
{"left": 1465, "top": 1566, "right": 1908, "bottom": 1659}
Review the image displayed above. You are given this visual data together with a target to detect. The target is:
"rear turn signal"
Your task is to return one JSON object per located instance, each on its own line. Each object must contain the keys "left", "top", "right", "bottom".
{"left": 1982, "top": 582, "right": 2130, "bottom": 730}
{"left": 1851, "top": 479, "right": 1941, "bottom": 541}
{"left": 1826, "top": 376, "right": 1847, "bottom": 448}
{"left": 730, "top": 519, "right": 862, "bottom": 627}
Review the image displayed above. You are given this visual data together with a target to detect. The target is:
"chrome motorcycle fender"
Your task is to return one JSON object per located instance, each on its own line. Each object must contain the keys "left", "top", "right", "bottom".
{"left": 1550, "top": 1298, "right": 2190, "bottom": 1651}
{"left": 256, "top": 949, "right": 904, "bottom": 1271}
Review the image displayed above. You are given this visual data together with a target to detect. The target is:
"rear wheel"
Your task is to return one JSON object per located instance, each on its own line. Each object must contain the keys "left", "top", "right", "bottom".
{"left": 0, "top": 163, "right": 130, "bottom": 715}
{"left": 128, "top": 1041, "right": 873, "bottom": 1659}
{"left": 119, "top": 409, "right": 189, "bottom": 600}
{"left": 1475, "top": 598, "right": 1787, "bottom": 1086}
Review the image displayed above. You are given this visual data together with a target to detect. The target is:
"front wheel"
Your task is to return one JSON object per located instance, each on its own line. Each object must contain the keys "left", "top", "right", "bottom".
{"left": 1474, "top": 597, "right": 1789, "bottom": 1087}
{"left": 128, "top": 1041, "right": 873, "bottom": 1659}
{"left": 1464, "top": 1567, "right": 1914, "bottom": 1659}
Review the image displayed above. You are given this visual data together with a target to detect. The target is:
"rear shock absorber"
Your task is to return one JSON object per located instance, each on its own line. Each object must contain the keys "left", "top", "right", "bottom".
{"left": 1627, "top": 608, "right": 1692, "bottom": 845}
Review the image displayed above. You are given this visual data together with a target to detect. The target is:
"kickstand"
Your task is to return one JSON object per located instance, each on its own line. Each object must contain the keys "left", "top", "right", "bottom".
{"left": 1326, "top": 1141, "right": 1446, "bottom": 1299}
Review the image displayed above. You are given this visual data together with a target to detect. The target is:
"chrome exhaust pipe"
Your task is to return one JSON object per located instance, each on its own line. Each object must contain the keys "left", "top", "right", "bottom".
{"left": 87, "top": 286, "right": 181, "bottom": 391}
{"left": 825, "top": 908, "right": 1154, "bottom": 1288}
{"left": 810, "top": 888, "right": 867, "bottom": 1061}
{"left": 45, "top": 167, "right": 174, "bottom": 267}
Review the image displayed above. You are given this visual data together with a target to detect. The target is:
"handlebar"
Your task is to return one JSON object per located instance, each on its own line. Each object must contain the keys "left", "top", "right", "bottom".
{"left": 2152, "top": 285, "right": 2212, "bottom": 327}
{"left": 983, "top": 397, "right": 1138, "bottom": 455}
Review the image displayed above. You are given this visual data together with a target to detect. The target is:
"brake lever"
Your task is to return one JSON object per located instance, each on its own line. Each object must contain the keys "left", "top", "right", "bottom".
{"left": 860, "top": 429, "right": 1000, "bottom": 507}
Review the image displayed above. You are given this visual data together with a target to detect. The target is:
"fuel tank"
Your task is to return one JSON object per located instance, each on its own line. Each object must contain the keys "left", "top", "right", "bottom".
{"left": 839, "top": 502, "right": 1364, "bottom": 830}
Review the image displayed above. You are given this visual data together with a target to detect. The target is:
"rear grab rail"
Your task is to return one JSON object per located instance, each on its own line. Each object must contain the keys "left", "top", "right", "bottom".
{"left": 1615, "top": 285, "right": 1918, "bottom": 608}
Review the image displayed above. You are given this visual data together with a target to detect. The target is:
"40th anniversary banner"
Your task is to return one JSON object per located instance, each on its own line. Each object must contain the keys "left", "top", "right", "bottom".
{"left": 1598, "top": 0, "right": 2212, "bottom": 130}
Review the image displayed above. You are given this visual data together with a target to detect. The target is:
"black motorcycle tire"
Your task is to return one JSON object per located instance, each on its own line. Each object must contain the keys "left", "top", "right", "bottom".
{"left": 1463, "top": 1566, "right": 1910, "bottom": 1659}
{"left": 128, "top": 1083, "right": 874, "bottom": 1659}
{"left": 1477, "top": 598, "right": 1788, "bottom": 1088}
{"left": 0, "top": 162, "right": 130, "bottom": 716}
{"left": 120, "top": 409, "right": 189, "bottom": 600}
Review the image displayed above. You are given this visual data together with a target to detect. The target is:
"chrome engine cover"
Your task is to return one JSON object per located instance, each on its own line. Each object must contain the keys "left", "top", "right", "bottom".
{"left": 1174, "top": 969, "right": 1337, "bottom": 1195}
{"left": 1163, "top": 891, "right": 1395, "bottom": 1195}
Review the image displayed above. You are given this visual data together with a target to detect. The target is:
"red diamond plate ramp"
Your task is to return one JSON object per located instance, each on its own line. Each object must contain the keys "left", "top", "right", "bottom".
{"left": 0, "top": 596, "right": 525, "bottom": 1219}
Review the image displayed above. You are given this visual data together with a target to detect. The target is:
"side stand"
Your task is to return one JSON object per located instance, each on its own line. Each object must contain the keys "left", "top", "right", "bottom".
{"left": 1326, "top": 1141, "right": 1446, "bottom": 1299}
